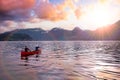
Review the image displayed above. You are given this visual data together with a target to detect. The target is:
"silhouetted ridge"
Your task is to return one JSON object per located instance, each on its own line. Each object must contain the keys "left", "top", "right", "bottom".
{"left": 0, "top": 20, "right": 120, "bottom": 41}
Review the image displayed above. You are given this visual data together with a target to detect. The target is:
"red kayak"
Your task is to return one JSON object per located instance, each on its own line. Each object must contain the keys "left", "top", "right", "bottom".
{"left": 21, "top": 50, "right": 41, "bottom": 57}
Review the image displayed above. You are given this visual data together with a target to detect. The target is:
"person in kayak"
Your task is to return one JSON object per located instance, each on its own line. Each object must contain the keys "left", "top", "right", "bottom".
{"left": 24, "top": 46, "right": 31, "bottom": 52}
{"left": 35, "top": 46, "right": 41, "bottom": 57}
{"left": 35, "top": 46, "right": 40, "bottom": 51}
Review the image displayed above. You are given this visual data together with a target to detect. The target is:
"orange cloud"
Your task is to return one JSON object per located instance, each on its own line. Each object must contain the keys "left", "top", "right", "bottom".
{"left": 36, "top": 0, "right": 82, "bottom": 21}
{"left": 75, "top": 8, "right": 81, "bottom": 19}
{"left": 0, "top": 0, "right": 35, "bottom": 12}
{"left": 36, "top": 2, "right": 57, "bottom": 20}
{"left": 36, "top": 0, "right": 68, "bottom": 21}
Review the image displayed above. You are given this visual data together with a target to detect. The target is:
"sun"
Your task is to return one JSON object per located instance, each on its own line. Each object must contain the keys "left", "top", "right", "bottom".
{"left": 90, "top": 6, "right": 111, "bottom": 26}
{"left": 80, "top": 5, "right": 113, "bottom": 30}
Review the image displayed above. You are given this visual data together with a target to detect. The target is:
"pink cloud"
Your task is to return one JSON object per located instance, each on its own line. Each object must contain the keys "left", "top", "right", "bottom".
{"left": 75, "top": 8, "right": 82, "bottom": 19}
{"left": 0, "top": 0, "right": 35, "bottom": 12}
{"left": 35, "top": 0, "right": 67, "bottom": 21}
{"left": 35, "top": 0, "right": 82, "bottom": 21}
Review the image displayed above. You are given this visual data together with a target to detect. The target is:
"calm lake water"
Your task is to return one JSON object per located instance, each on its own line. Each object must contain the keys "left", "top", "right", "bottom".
{"left": 0, "top": 41, "right": 120, "bottom": 80}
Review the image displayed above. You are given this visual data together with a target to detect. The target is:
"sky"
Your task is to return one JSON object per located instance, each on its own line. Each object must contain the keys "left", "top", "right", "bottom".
{"left": 0, "top": 0, "right": 120, "bottom": 33}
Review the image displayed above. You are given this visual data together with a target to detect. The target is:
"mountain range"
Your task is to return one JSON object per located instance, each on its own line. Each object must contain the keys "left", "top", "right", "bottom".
{"left": 0, "top": 20, "right": 120, "bottom": 41}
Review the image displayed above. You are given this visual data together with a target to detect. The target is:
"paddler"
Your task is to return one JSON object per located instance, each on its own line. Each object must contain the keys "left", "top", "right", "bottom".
{"left": 24, "top": 46, "right": 31, "bottom": 52}
{"left": 35, "top": 46, "right": 41, "bottom": 57}
{"left": 35, "top": 46, "right": 40, "bottom": 51}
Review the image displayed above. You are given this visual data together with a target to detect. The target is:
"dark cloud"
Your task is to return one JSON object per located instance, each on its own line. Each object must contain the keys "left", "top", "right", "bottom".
{"left": 0, "top": 0, "right": 35, "bottom": 20}
{"left": 0, "top": 12, "right": 14, "bottom": 20}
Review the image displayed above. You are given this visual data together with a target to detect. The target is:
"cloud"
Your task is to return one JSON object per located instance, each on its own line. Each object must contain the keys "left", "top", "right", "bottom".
{"left": 2, "top": 21, "right": 15, "bottom": 26}
{"left": 75, "top": 8, "right": 81, "bottom": 19}
{"left": 0, "top": 0, "right": 119, "bottom": 22}
{"left": 35, "top": 0, "right": 82, "bottom": 21}
{"left": 0, "top": 20, "right": 18, "bottom": 33}
{"left": 0, "top": 26, "right": 8, "bottom": 33}
{"left": 36, "top": 2, "right": 57, "bottom": 20}
{"left": 0, "top": 0, "right": 35, "bottom": 20}
{"left": 0, "top": 0, "right": 35, "bottom": 12}
{"left": 35, "top": 0, "right": 66, "bottom": 21}
{"left": 0, "top": 0, "right": 83, "bottom": 21}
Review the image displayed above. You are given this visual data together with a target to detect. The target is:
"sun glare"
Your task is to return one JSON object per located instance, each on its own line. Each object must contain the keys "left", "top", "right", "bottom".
{"left": 90, "top": 7, "right": 111, "bottom": 26}
{"left": 80, "top": 5, "right": 113, "bottom": 30}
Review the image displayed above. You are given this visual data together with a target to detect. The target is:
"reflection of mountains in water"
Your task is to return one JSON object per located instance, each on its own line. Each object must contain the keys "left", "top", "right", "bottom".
{"left": 0, "top": 20, "right": 120, "bottom": 41}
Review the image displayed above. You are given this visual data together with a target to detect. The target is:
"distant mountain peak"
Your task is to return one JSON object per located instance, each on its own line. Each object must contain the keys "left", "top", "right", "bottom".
{"left": 73, "top": 27, "right": 82, "bottom": 32}
{"left": 116, "top": 20, "right": 120, "bottom": 25}
{"left": 51, "top": 27, "right": 64, "bottom": 31}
